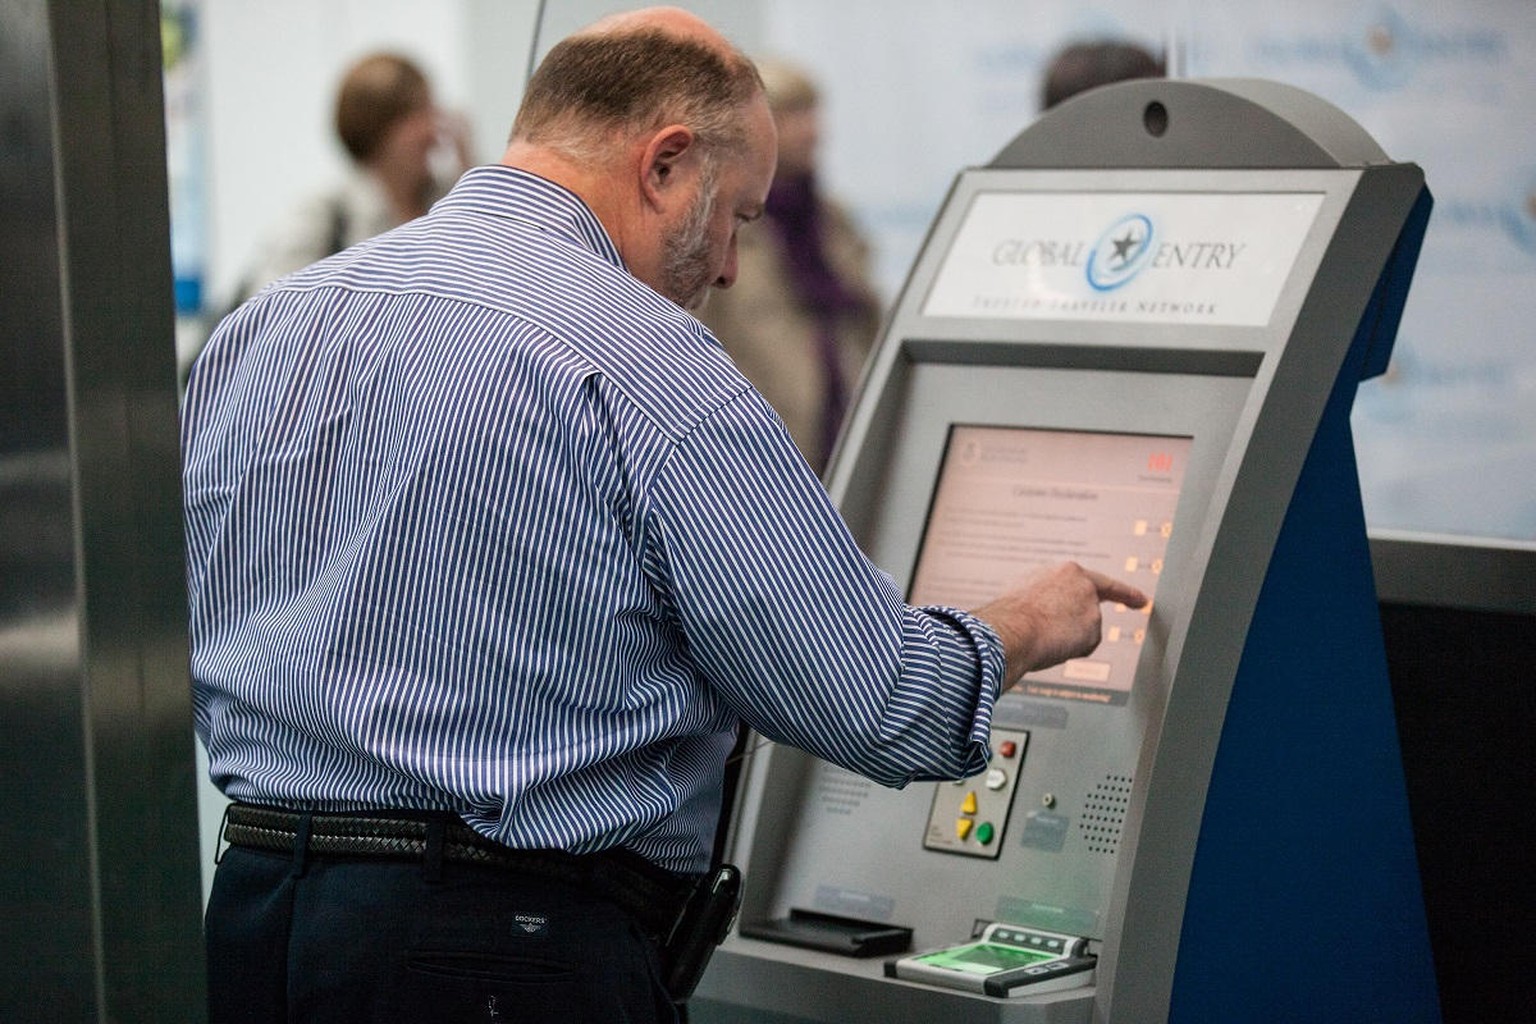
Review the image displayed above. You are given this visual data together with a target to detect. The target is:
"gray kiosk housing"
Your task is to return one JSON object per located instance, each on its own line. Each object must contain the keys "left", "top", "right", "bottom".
{"left": 694, "top": 80, "right": 1438, "bottom": 1023}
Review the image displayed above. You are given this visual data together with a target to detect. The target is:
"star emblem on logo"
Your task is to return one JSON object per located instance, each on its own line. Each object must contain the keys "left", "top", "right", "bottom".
{"left": 1111, "top": 229, "right": 1143, "bottom": 268}
{"left": 1086, "top": 213, "right": 1156, "bottom": 292}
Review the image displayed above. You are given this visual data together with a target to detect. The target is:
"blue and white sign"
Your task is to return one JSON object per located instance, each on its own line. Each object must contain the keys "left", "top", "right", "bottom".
{"left": 923, "top": 191, "right": 1326, "bottom": 326}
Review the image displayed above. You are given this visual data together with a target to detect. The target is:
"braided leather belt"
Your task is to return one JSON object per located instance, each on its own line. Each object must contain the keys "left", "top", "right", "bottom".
{"left": 222, "top": 803, "right": 696, "bottom": 938}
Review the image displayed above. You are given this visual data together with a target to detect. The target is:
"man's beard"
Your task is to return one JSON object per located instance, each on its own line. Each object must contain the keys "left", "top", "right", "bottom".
{"left": 659, "top": 167, "right": 718, "bottom": 311}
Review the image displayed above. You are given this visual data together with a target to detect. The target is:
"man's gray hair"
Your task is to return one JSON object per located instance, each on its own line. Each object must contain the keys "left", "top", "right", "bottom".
{"left": 512, "top": 27, "right": 763, "bottom": 164}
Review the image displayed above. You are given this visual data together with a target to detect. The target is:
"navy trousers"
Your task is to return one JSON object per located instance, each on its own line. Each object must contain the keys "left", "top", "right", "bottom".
{"left": 206, "top": 844, "right": 680, "bottom": 1023}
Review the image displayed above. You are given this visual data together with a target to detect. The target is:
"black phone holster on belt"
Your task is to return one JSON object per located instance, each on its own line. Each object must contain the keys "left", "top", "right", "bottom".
{"left": 661, "top": 863, "right": 743, "bottom": 1002}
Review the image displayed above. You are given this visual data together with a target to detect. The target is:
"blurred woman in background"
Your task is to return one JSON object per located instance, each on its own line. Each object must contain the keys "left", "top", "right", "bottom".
{"left": 234, "top": 51, "right": 471, "bottom": 301}
{"left": 698, "top": 56, "right": 883, "bottom": 475}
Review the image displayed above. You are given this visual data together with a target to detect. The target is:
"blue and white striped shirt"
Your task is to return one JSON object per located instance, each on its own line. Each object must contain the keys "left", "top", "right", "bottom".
{"left": 183, "top": 166, "right": 1005, "bottom": 873}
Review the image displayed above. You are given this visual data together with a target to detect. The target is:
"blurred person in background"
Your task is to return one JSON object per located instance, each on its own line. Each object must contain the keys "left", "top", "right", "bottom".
{"left": 1041, "top": 39, "right": 1166, "bottom": 110}
{"left": 697, "top": 56, "right": 882, "bottom": 475}
{"left": 233, "top": 51, "right": 472, "bottom": 302}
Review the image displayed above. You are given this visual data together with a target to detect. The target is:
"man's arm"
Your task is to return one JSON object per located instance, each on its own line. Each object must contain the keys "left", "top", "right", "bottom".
{"left": 973, "top": 563, "right": 1148, "bottom": 688}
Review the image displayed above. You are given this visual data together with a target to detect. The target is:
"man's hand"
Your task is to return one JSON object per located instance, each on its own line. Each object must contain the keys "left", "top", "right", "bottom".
{"left": 973, "top": 562, "right": 1148, "bottom": 687}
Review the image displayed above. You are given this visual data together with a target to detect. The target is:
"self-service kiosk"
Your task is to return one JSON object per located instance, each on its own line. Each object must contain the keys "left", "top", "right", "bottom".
{"left": 692, "top": 80, "right": 1438, "bottom": 1023}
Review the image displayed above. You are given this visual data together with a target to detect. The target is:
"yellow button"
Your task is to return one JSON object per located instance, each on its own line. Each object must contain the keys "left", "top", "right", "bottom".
{"left": 956, "top": 818, "right": 974, "bottom": 840}
{"left": 960, "top": 792, "right": 978, "bottom": 815}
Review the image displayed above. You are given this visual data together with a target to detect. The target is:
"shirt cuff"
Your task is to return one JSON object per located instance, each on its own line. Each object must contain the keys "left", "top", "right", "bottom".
{"left": 911, "top": 604, "right": 1008, "bottom": 772}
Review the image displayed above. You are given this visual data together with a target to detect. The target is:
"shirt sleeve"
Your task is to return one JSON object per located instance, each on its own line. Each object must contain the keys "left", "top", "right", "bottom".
{"left": 642, "top": 389, "right": 1006, "bottom": 787}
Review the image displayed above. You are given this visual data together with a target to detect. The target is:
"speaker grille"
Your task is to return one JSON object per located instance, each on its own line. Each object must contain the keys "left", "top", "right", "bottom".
{"left": 1080, "top": 773, "right": 1133, "bottom": 855}
{"left": 816, "top": 766, "right": 872, "bottom": 816}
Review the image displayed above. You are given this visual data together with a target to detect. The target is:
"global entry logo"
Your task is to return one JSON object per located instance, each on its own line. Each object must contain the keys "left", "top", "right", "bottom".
{"left": 1086, "top": 213, "right": 1155, "bottom": 292}
{"left": 971, "top": 201, "right": 1259, "bottom": 321}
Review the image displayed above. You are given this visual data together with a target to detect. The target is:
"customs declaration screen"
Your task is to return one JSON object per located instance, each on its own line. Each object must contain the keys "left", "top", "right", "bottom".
{"left": 908, "top": 425, "right": 1192, "bottom": 705}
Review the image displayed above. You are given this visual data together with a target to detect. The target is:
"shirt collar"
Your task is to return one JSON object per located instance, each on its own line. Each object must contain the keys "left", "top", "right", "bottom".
{"left": 432, "top": 165, "right": 626, "bottom": 271}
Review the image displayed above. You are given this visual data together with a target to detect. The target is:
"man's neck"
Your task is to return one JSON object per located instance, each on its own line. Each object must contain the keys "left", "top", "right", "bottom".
{"left": 501, "top": 141, "right": 645, "bottom": 274}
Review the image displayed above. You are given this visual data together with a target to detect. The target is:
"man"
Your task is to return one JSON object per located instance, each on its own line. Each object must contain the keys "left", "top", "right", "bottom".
{"left": 183, "top": 8, "right": 1144, "bottom": 1022}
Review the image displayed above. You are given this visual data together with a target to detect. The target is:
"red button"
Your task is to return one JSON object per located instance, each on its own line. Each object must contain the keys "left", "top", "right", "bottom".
{"left": 999, "top": 741, "right": 1017, "bottom": 758}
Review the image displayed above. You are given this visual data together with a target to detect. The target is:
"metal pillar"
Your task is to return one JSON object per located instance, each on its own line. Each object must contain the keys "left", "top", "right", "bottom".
{"left": 0, "top": 0, "right": 206, "bottom": 1019}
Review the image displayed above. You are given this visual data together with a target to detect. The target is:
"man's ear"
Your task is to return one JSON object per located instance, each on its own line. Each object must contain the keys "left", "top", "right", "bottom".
{"left": 640, "top": 124, "right": 697, "bottom": 211}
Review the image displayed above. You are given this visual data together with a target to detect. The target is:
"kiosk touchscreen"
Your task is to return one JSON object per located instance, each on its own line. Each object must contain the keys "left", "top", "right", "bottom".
{"left": 693, "top": 79, "right": 1437, "bottom": 1024}
{"left": 909, "top": 426, "right": 1190, "bottom": 708}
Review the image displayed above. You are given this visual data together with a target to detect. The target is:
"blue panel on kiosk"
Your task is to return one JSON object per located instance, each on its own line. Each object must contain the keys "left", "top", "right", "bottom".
{"left": 1170, "top": 192, "right": 1439, "bottom": 1022}
{"left": 1354, "top": 188, "right": 1433, "bottom": 384}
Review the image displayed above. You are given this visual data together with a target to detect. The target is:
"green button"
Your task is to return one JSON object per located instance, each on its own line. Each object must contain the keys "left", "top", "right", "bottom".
{"left": 976, "top": 821, "right": 995, "bottom": 845}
